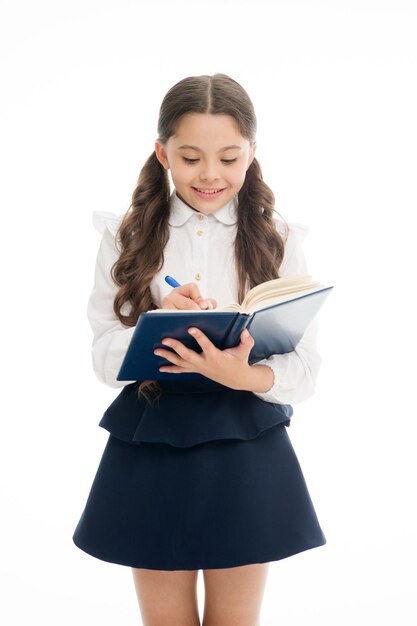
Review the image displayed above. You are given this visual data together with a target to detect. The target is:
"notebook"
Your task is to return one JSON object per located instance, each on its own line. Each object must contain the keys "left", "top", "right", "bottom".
{"left": 117, "top": 274, "right": 334, "bottom": 381}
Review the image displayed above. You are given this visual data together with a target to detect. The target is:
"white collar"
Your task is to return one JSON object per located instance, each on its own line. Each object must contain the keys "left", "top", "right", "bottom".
{"left": 168, "top": 190, "right": 238, "bottom": 226}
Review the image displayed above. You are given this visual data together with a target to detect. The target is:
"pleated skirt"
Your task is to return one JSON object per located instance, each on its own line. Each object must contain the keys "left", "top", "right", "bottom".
{"left": 72, "top": 383, "right": 326, "bottom": 570}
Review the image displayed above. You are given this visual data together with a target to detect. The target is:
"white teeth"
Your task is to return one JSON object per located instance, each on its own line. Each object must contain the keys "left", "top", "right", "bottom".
{"left": 196, "top": 188, "right": 222, "bottom": 194}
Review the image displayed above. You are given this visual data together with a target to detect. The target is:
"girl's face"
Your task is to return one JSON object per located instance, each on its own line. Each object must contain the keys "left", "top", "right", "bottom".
{"left": 155, "top": 113, "right": 256, "bottom": 215}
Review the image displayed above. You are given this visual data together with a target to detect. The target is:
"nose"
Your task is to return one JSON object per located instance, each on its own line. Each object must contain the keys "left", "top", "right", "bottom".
{"left": 198, "top": 160, "right": 220, "bottom": 182}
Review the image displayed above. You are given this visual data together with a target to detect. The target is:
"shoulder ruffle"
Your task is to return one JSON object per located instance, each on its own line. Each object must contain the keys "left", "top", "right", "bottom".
{"left": 273, "top": 214, "right": 309, "bottom": 242}
{"left": 287, "top": 222, "right": 309, "bottom": 242}
{"left": 92, "top": 210, "right": 124, "bottom": 236}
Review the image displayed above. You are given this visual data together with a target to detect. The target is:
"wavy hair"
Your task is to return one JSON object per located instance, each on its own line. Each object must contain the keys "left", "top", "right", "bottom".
{"left": 110, "top": 73, "right": 288, "bottom": 403}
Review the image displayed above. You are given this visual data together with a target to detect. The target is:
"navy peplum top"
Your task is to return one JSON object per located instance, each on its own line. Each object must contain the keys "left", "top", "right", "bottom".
{"left": 99, "top": 379, "right": 293, "bottom": 449}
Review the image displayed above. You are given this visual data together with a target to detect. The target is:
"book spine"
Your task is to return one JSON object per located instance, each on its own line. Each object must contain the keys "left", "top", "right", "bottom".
{"left": 223, "top": 313, "right": 252, "bottom": 348}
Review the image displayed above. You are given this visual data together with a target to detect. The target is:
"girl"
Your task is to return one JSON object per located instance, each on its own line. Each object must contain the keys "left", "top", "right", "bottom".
{"left": 73, "top": 73, "right": 326, "bottom": 626}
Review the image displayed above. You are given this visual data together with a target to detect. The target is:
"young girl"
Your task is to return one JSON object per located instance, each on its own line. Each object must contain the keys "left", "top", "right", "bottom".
{"left": 73, "top": 73, "right": 326, "bottom": 626}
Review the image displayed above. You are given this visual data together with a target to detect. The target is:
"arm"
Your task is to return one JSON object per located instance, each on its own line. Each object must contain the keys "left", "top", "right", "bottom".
{"left": 87, "top": 213, "right": 137, "bottom": 388}
{"left": 250, "top": 221, "right": 322, "bottom": 405}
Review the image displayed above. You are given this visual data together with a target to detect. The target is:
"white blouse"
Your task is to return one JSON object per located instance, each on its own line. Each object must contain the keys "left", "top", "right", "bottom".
{"left": 87, "top": 190, "right": 321, "bottom": 405}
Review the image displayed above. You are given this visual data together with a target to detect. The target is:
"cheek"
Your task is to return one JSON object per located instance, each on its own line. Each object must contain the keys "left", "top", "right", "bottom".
{"left": 169, "top": 164, "right": 193, "bottom": 185}
{"left": 229, "top": 166, "right": 248, "bottom": 188}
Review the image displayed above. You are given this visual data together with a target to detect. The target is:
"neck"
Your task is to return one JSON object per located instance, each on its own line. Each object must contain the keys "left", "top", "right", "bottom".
{"left": 175, "top": 191, "right": 200, "bottom": 213}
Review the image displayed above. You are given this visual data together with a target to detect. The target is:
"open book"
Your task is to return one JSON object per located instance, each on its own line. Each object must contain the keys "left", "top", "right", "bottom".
{"left": 152, "top": 274, "right": 325, "bottom": 314}
{"left": 117, "top": 274, "right": 333, "bottom": 381}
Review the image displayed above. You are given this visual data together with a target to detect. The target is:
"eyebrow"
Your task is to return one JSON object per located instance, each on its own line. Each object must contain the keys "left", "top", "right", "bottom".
{"left": 178, "top": 144, "right": 242, "bottom": 152}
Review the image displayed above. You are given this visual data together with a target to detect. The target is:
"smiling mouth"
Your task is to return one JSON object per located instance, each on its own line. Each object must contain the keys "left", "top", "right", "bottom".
{"left": 192, "top": 187, "right": 226, "bottom": 194}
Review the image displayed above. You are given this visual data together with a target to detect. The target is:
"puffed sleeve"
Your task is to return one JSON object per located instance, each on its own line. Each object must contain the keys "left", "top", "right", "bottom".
{"left": 251, "top": 219, "right": 322, "bottom": 404}
{"left": 87, "top": 211, "right": 137, "bottom": 388}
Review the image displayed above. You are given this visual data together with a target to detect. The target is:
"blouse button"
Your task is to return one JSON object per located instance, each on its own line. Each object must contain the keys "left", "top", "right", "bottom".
{"left": 194, "top": 273, "right": 201, "bottom": 281}
{"left": 196, "top": 229, "right": 204, "bottom": 236}
{"left": 197, "top": 214, "right": 204, "bottom": 221}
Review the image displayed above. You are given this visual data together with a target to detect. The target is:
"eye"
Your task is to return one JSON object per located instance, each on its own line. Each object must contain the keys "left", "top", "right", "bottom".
{"left": 182, "top": 157, "right": 238, "bottom": 164}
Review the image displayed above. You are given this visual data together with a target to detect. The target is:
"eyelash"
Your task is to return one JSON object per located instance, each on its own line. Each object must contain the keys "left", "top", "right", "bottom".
{"left": 182, "top": 157, "right": 237, "bottom": 165}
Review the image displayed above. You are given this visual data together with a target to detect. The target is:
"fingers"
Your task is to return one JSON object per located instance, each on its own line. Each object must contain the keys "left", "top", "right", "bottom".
{"left": 187, "top": 327, "right": 252, "bottom": 355}
{"left": 162, "top": 283, "right": 201, "bottom": 310}
{"left": 202, "top": 297, "right": 217, "bottom": 310}
{"left": 154, "top": 328, "right": 255, "bottom": 380}
{"left": 173, "top": 293, "right": 202, "bottom": 310}
{"left": 183, "top": 283, "right": 218, "bottom": 310}
{"left": 187, "top": 327, "right": 216, "bottom": 352}
{"left": 154, "top": 347, "right": 186, "bottom": 367}
{"left": 179, "top": 282, "right": 204, "bottom": 305}
{"left": 155, "top": 330, "right": 214, "bottom": 363}
{"left": 154, "top": 337, "right": 199, "bottom": 368}
{"left": 162, "top": 283, "right": 217, "bottom": 311}
{"left": 214, "top": 328, "right": 255, "bottom": 364}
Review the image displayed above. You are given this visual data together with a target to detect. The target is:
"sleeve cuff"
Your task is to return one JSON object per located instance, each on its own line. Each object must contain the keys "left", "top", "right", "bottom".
{"left": 251, "top": 362, "right": 289, "bottom": 404}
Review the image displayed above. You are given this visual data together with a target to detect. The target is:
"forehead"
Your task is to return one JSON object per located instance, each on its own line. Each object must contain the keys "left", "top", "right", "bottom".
{"left": 170, "top": 113, "right": 248, "bottom": 150}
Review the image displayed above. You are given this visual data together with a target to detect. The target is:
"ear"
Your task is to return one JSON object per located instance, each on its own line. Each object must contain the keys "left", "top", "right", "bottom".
{"left": 154, "top": 141, "right": 170, "bottom": 170}
{"left": 247, "top": 143, "right": 257, "bottom": 170}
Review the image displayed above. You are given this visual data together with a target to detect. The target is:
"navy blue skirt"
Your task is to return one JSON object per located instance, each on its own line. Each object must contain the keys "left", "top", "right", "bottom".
{"left": 72, "top": 380, "right": 326, "bottom": 570}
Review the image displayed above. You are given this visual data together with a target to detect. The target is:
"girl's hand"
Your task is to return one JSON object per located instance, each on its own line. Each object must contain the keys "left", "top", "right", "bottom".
{"left": 153, "top": 327, "right": 255, "bottom": 390}
{"left": 161, "top": 282, "right": 217, "bottom": 311}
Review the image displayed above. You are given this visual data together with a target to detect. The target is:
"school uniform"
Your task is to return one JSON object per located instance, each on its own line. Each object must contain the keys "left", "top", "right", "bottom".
{"left": 72, "top": 190, "right": 326, "bottom": 571}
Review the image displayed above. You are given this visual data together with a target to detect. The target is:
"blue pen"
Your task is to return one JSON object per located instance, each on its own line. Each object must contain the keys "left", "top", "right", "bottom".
{"left": 165, "top": 275, "right": 181, "bottom": 288}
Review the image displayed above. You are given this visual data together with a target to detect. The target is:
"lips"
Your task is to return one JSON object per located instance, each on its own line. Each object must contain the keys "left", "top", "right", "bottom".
{"left": 192, "top": 187, "right": 226, "bottom": 200}
{"left": 193, "top": 187, "right": 225, "bottom": 194}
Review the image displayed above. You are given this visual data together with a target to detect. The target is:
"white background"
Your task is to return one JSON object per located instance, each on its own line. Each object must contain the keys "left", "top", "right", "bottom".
{"left": 1, "top": 0, "right": 416, "bottom": 624}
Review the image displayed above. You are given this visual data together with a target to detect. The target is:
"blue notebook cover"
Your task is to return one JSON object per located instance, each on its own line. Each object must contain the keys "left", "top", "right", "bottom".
{"left": 116, "top": 286, "right": 333, "bottom": 381}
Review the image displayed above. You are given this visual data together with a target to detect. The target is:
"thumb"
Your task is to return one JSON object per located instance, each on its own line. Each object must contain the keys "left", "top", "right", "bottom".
{"left": 240, "top": 328, "right": 255, "bottom": 348}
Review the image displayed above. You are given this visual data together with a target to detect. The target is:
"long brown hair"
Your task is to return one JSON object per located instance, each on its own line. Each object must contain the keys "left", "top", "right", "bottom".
{"left": 111, "top": 74, "right": 288, "bottom": 403}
